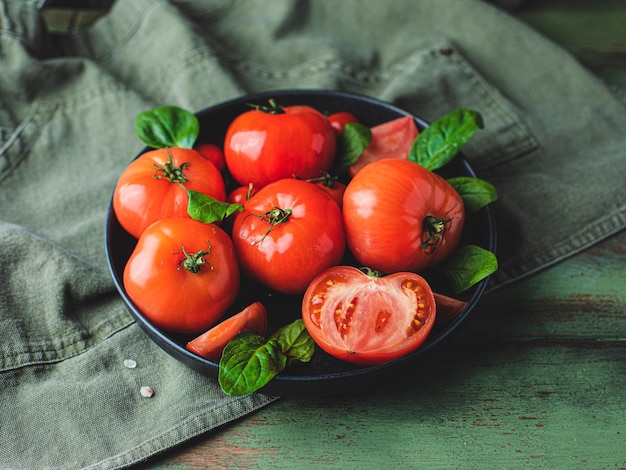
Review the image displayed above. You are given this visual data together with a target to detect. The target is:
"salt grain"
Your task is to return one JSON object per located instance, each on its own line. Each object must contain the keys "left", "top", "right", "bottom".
{"left": 140, "top": 386, "right": 154, "bottom": 398}
{"left": 123, "top": 359, "right": 137, "bottom": 369}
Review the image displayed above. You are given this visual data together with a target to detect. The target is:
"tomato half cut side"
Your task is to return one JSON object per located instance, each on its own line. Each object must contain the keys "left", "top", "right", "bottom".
{"left": 186, "top": 301, "right": 268, "bottom": 361}
{"left": 302, "top": 266, "right": 436, "bottom": 366}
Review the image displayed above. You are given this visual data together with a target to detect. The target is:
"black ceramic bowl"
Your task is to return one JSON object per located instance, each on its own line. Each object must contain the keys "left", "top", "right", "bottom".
{"left": 105, "top": 89, "right": 496, "bottom": 396}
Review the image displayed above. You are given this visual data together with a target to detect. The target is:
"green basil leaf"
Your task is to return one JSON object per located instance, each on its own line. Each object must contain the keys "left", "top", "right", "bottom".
{"left": 218, "top": 333, "right": 287, "bottom": 396}
{"left": 447, "top": 176, "right": 498, "bottom": 212}
{"left": 269, "top": 319, "right": 315, "bottom": 365}
{"left": 332, "top": 122, "right": 372, "bottom": 175}
{"left": 409, "top": 109, "right": 484, "bottom": 171}
{"left": 135, "top": 106, "right": 199, "bottom": 149}
{"left": 440, "top": 245, "right": 498, "bottom": 294}
{"left": 188, "top": 190, "right": 243, "bottom": 224}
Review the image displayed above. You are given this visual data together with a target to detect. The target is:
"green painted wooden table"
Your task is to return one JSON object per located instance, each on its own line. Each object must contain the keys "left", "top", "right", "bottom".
{"left": 43, "top": 1, "right": 626, "bottom": 468}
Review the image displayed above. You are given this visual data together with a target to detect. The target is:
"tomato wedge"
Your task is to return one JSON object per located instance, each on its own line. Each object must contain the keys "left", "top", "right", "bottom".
{"left": 186, "top": 302, "right": 268, "bottom": 361}
{"left": 349, "top": 115, "right": 419, "bottom": 177}
{"left": 302, "top": 266, "right": 436, "bottom": 366}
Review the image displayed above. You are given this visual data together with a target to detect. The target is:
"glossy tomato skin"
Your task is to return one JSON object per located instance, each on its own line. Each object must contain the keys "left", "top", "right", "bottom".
{"left": 302, "top": 266, "right": 436, "bottom": 365}
{"left": 113, "top": 147, "right": 226, "bottom": 239}
{"left": 195, "top": 142, "right": 226, "bottom": 171}
{"left": 232, "top": 178, "right": 345, "bottom": 295}
{"left": 186, "top": 301, "right": 268, "bottom": 361}
{"left": 343, "top": 158, "right": 464, "bottom": 273}
{"left": 224, "top": 105, "right": 336, "bottom": 188}
{"left": 314, "top": 180, "right": 346, "bottom": 209}
{"left": 327, "top": 111, "right": 360, "bottom": 136}
{"left": 123, "top": 218, "right": 239, "bottom": 334}
{"left": 227, "top": 184, "right": 258, "bottom": 204}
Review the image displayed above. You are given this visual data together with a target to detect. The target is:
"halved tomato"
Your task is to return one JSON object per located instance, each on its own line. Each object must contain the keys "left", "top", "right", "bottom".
{"left": 302, "top": 266, "right": 436, "bottom": 366}
{"left": 186, "top": 302, "right": 268, "bottom": 361}
{"left": 349, "top": 115, "right": 419, "bottom": 177}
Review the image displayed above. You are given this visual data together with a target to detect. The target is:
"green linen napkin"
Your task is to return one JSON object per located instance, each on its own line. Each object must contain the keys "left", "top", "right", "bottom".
{"left": 1, "top": 0, "right": 624, "bottom": 468}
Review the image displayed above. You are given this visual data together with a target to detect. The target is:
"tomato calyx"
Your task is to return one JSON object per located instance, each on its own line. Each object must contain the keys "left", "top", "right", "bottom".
{"left": 359, "top": 266, "right": 383, "bottom": 278}
{"left": 248, "top": 206, "right": 293, "bottom": 245}
{"left": 174, "top": 243, "right": 212, "bottom": 274}
{"left": 248, "top": 98, "right": 286, "bottom": 115}
{"left": 421, "top": 214, "right": 452, "bottom": 255}
{"left": 301, "top": 171, "right": 340, "bottom": 189}
{"left": 152, "top": 148, "right": 190, "bottom": 186}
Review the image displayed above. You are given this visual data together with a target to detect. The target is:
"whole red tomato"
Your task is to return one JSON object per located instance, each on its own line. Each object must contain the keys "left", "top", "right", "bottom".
{"left": 302, "top": 266, "right": 436, "bottom": 365}
{"left": 113, "top": 147, "right": 226, "bottom": 239}
{"left": 227, "top": 183, "right": 258, "bottom": 205}
{"left": 123, "top": 218, "right": 240, "bottom": 334}
{"left": 231, "top": 178, "right": 345, "bottom": 295}
{"left": 343, "top": 158, "right": 464, "bottom": 273}
{"left": 195, "top": 142, "right": 226, "bottom": 171}
{"left": 327, "top": 111, "right": 360, "bottom": 136}
{"left": 224, "top": 100, "right": 336, "bottom": 188}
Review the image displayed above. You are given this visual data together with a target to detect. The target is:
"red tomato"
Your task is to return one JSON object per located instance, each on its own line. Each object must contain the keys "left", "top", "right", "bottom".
{"left": 227, "top": 183, "right": 257, "bottom": 204}
{"left": 434, "top": 293, "right": 468, "bottom": 325}
{"left": 327, "top": 111, "right": 360, "bottom": 136}
{"left": 343, "top": 158, "right": 464, "bottom": 273}
{"left": 302, "top": 266, "right": 436, "bottom": 366}
{"left": 224, "top": 101, "right": 336, "bottom": 188}
{"left": 232, "top": 178, "right": 345, "bottom": 295}
{"left": 304, "top": 173, "right": 346, "bottom": 209}
{"left": 314, "top": 180, "right": 346, "bottom": 209}
{"left": 195, "top": 142, "right": 226, "bottom": 171}
{"left": 113, "top": 147, "right": 226, "bottom": 239}
{"left": 186, "top": 301, "right": 268, "bottom": 361}
{"left": 349, "top": 115, "right": 419, "bottom": 177}
{"left": 123, "top": 218, "right": 239, "bottom": 334}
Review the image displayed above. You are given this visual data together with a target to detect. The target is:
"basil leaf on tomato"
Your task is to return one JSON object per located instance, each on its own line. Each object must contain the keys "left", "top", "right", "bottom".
{"left": 440, "top": 245, "right": 498, "bottom": 294}
{"left": 135, "top": 105, "right": 199, "bottom": 149}
{"left": 187, "top": 190, "right": 243, "bottom": 224}
{"left": 410, "top": 109, "right": 483, "bottom": 171}
{"left": 269, "top": 319, "right": 315, "bottom": 365}
{"left": 333, "top": 122, "right": 372, "bottom": 175}
{"left": 218, "top": 319, "right": 314, "bottom": 396}
{"left": 447, "top": 176, "right": 498, "bottom": 212}
{"left": 218, "top": 333, "right": 286, "bottom": 396}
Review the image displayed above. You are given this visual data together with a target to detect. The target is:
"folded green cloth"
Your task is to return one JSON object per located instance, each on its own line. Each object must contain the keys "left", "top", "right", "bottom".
{"left": 1, "top": 0, "right": 624, "bottom": 468}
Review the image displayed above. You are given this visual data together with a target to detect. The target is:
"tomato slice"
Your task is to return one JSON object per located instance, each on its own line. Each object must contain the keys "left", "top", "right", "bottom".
{"left": 434, "top": 293, "right": 468, "bottom": 325}
{"left": 186, "top": 302, "right": 268, "bottom": 361}
{"left": 302, "top": 266, "right": 436, "bottom": 366}
{"left": 349, "top": 115, "right": 419, "bottom": 177}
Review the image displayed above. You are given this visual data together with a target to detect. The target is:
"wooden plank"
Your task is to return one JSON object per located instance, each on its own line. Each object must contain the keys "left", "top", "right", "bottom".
{"left": 460, "top": 232, "right": 626, "bottom": 343}
{"left": 152, "top": 345, "right": 626, "bottom": 468}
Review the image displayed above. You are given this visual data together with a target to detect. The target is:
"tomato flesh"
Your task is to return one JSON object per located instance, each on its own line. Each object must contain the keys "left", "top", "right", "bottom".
{"left": 302, "top": 266, "right": 436, "bottom": 366}
{"left": 349, "top": 115, "right": 419, "bottom": 177}
{"left": 186, "top": 301, "right": 268, "bottom": 361}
